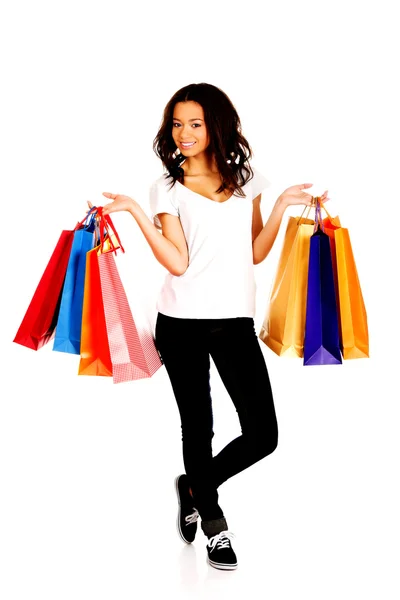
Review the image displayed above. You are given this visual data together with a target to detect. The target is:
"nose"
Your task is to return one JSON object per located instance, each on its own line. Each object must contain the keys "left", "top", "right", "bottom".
{"left": 179, "top": 124, "right": 195, "bottom": 140}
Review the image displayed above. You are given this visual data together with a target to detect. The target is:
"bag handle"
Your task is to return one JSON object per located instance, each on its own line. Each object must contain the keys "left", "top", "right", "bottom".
{"left": 313, "top": 195, "right": 333, "bottom": 220}
{"left": 75, "top": 205, "right": 125, "bottom": 254}
{"left": 84, "top": 207, "right": 97, "bottom": 231}
{"left": 75, "top": 206, "right": 98, "bottom": 231}
{"left": 96, "top": 207, "right": 125, "bottom": 255}
{"left": 298, "top": 204, "right": 313, "bottom": 224}
{"left": 298, "top": 196, "right": 333, "bottom": 227}
{"left": 313, "top": 197, "right": 324, "bottom": 233}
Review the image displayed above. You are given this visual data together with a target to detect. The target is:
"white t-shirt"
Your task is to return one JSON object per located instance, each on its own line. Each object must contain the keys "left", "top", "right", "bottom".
{"left": 149, "top": 167, "right": 271, "bottom": 319}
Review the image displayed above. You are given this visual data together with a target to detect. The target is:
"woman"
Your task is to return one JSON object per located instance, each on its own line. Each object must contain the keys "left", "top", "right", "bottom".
{"left": 99, "top": 82, "right": 328, "bottom": 571}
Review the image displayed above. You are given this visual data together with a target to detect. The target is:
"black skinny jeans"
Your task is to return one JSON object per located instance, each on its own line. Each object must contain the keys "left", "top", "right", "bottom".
{"left": 155, "top": 312, "right": 279, "bottom": 522}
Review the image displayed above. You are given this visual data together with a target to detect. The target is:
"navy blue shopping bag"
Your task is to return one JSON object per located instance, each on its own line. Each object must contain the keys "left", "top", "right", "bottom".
{"left": 303, "top": 200, "right": 342, "bottom": 366}
{"left": 52, "top": 208, "right": 97, "bottom": 354}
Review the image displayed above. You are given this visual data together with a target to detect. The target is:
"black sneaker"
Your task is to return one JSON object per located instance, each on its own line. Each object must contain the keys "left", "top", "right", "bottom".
{"left": 206, "top": 531, "right": 238, "bottom": 570}
{"left": 175, "top": 474, "right": 199, "bottom": 544}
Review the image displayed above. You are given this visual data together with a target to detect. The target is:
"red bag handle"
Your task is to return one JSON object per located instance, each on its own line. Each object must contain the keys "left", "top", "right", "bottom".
{"left": 96, "top": 207, "right": 125, "bottom": 255}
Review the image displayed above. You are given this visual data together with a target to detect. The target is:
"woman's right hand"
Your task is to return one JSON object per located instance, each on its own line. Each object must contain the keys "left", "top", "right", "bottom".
{"left": 101, "top": 192, "right": 137, "bottom": 215}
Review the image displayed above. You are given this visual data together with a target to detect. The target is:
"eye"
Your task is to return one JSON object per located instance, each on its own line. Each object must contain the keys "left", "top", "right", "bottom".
{"left": 192, "top": 123, "right": 201, "bottom": 128}
{"left": 173, "top": 122, "right": 181, "bottom": 128}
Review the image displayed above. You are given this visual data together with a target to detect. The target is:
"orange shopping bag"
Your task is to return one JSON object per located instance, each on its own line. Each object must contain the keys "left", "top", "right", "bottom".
{"left": 78, "top": 242, "right": 113, "bottom": 377}
{"left": 322, "top": 211, "right": 369, "bottom": 359}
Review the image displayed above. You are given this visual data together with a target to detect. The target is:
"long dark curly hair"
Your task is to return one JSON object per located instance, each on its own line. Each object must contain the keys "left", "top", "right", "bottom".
{"left": 153, "top": 83, "right": 253, "bottom": 197}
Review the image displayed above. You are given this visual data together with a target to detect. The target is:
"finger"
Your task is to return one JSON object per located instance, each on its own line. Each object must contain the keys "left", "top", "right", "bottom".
{"left": 102, "top": 192, "right": 115, "bottom": 199}
{"left": 305, "top": 194, "right": 314, "bottom": 206}
{"left": 300, "top": 183, "right": 314, "bottom": 189}
{"left": 87, "top": 201, "right": 94, "bottom": 209}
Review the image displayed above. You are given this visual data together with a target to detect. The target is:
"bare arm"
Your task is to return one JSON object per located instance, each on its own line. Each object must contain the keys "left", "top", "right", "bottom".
{"left": 252, "top": 196, "right": 287, "bottom": 265}
{"left": 251, "top": 194, "right": 264, "bottom": 242}
{"left": 128, "top": 204, "right": 189, "bottom": 276}
{"left": 252, "top": 184, "right": 329, "bottom": 265}
{"left": 97, "top": 194, "right": 189, "bottom": 276}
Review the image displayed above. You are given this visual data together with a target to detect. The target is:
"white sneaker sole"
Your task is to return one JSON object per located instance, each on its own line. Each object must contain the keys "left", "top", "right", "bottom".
{"left": 208, "top": 557, "right": 238, "bottom": 570}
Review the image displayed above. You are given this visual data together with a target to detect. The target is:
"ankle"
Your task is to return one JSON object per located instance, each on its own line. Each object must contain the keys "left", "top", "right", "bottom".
{"left": 201, "top": 517, "right": 228, "bottom": 538}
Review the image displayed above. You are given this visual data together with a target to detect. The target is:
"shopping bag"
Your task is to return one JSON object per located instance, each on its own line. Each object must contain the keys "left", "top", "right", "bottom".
{"left": 320, "top": 209, "right": 368, "bottom": 359}
{"left": 13, "top": 229, "right": 75, "bottom": 350}
{"left": 53, "top": 210, "right": 97, "bottom": 354}
{"left": 321, "top": 213, "right": 342, "bottom": 339}
{"left": 78, "top": 241, "right": 113, "bottom": 377}
{"left": 98, "top": 210, "right": 162, "bottom": 383}
{"left": 259, "top": 209, "right": 315, "bottom": 357}
{"left": 79, "top": 209, "right": 163, "bottom": 383}
{"left": 334, "top": 227, "right": 369, "bottom": 359}
{"left": 303, "top": 201, "right": 342, "bottom": 365}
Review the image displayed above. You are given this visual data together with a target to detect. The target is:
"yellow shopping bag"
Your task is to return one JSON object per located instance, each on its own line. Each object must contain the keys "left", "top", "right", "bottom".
{"left": 259, "top": 211, "right": 315, "bottom": 357}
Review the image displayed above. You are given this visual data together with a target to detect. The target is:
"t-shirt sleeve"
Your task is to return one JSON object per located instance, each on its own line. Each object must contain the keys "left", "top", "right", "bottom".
{"left": 149, "top": 177, "right": 180, "bottom": 229}
{"left": 250, "top": 167, "right": 272, "bottom": 199}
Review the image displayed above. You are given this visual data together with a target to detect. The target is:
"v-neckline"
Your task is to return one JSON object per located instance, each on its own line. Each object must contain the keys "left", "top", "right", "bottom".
{"left": 176, "top": 180, "right": 234, "bottom": 204}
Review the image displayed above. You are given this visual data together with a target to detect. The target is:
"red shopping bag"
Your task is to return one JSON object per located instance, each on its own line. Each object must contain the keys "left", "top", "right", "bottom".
{"left": 13, "top": 230, "right": 75, "bottom": 350}
{"left": 13, "top": 210, "right": 97, "bottom": 351}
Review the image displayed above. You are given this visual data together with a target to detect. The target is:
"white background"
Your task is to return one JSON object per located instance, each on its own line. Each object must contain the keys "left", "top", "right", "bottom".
{"left": 1, "top": 1, "right": 399, "bottom": 598}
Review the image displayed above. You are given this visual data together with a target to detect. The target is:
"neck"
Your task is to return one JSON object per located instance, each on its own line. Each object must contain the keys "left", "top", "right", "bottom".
{"left": 182, "top": 152, "right": 218, "bottom": 176}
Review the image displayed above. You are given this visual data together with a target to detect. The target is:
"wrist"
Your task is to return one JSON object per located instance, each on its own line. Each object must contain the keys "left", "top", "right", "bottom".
{"left": 275, "top": 194, "right": 288, "bottom": 211}
{"left": 128, "top": 199, "right": 140, "bottom": 217}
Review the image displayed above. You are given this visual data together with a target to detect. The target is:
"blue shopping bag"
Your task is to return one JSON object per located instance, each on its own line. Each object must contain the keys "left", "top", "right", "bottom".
{"left": 303, "top": 200, "right": 342, "bottom": 366}
{"left": 53, "top": 209, "right": 97, "bottom": 354}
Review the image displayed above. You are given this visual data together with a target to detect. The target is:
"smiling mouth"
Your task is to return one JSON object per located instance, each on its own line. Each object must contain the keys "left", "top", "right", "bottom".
{"left": 180, "top": 142, "right": 196, "bottom": 148}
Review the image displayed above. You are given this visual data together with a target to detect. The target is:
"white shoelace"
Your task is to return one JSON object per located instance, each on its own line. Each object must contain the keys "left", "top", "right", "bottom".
{"left": 185, "top": 508, "right": 199, "bottom": 525}
{"left": 207, "top": 530, "right": 235, "bottom": 551}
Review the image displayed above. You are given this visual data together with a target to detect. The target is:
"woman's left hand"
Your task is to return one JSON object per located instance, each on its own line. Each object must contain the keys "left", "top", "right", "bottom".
{"left": 278, "top": 184, "right": 329, "bottom": 208}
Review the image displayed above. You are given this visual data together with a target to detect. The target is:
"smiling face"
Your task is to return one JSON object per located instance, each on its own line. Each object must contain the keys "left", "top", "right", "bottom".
{"left": 172, "top": 101, "right": 210, "bottom": 158}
